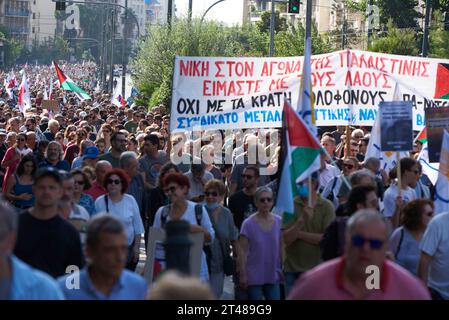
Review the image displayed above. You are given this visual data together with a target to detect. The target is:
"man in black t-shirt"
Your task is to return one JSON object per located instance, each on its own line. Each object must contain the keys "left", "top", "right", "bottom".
{"left": 227, "top": 166, "right": 259, "bottom": 231}
{"left": 14, "top": 168, "right": 85, "bottom": 278}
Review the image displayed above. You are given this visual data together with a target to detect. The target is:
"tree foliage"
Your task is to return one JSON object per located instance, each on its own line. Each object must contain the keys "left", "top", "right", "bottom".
{"left": 256, "top": 11, "right": 287, "bottom": 34}
{"left": 369, "top": 20, "right": 419, "bottom": 56}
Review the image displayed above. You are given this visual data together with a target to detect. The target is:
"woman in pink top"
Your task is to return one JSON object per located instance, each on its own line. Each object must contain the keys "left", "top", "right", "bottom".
{"left": 237, "top": 186, "right": 282, "bottom": 300}
{"left": 1, "top": 132, "right": 32, "bottom": 193}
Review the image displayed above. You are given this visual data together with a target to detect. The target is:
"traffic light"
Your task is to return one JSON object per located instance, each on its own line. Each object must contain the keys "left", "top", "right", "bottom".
{"left": 55, "top": 1, "right": 66, "bottom": 11}
{"left": 288, "top": 0, "right": 300, "bottom": 14}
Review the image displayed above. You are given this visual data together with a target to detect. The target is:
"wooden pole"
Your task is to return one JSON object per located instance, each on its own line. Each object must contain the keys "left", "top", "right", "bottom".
{"left": 308, "top": 175, "right": 313, "bottom": 207}
{"left": 344, "top": 125, "right": 351, "bottom": 158}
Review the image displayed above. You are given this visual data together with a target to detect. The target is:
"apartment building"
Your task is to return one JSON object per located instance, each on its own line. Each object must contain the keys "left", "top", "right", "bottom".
{"left": 0, "top": 0, "right": 31, "bottom": 43}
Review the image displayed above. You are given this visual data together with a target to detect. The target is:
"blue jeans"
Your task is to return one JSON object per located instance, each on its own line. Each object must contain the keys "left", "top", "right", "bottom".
{"left": 284, "top": 272, "right": 302, "bottom": 298}
{"left": 247, "top": 284, "right": 280, "bottom": 300}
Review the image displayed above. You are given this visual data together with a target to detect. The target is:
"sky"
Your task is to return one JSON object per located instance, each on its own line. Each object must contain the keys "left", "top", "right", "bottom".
{"left": 174, "top": 0, "right": 245, "bottom": 26}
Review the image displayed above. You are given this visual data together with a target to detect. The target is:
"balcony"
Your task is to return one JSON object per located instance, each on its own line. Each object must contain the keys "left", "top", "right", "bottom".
{"left": 9, "top": 26, "right": 29, "bottom": 34}
{"left": 4, "top": 8, "right": 30, "bottom": 17}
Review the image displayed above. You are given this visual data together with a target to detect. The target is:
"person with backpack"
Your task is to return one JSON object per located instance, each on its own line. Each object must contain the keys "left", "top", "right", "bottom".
{"left": 152, "top": 172, "right": 214, "bottom": 283}
{"left": 389, "top": 199, "right": 434, "bottom": 276}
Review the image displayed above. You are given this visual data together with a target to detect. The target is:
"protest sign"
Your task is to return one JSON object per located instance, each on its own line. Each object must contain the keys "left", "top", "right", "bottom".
{"left": 380, "top": 101, "right": 413, "bottom": 152}
{"left": 41, "top": 100, "right": 59, "bottom": 112}
{"left": 170, "top": 51, "right": 449, "bottom": 132}
{"left": 425, "top": 106, "right": 449, "bottom": 162}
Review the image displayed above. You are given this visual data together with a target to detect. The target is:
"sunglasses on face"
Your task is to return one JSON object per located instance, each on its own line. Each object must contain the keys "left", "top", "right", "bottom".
{"left": 18, "top": 138, "right": 25, "bottom": 142}
{"left": 205, "top": 191, "right": 218, "bottom": 197}
{"left": 351, "top": 235, "right": 384, "bottom": 250}
{"left": 74, "top": 180, "right": 84, "bottom": 185}
{"left": 107, "top": 179, "right": 121, "bottom": 185}
{"left": 164, "top": 186, "right": 178, "bottom": 194}
{"left": 259, "top": 197, "right": 273, "bottom": 203}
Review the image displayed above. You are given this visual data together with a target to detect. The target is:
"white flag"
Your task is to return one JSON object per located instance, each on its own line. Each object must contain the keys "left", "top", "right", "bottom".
{"left": 417, "top": 142, "right": 440, "bottom": 185}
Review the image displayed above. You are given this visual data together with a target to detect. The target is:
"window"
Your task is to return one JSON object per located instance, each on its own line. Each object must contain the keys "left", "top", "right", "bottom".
{"left": 33, "top": 13, "right": 35, "bottom": 19}
{"left": 32, "top": 27, "right": 35, "bottom": 33}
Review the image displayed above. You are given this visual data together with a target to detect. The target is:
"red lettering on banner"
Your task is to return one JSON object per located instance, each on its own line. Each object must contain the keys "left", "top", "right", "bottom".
{"left": 180, "top": 60, "right": 209, "bottom": 77}
{"left": 421, "top": 62, "right": 429, "bottom": 77}
{"left": 312, "top": 71, "right": 335, "bottom": 87}
{"left": 345, "top": 70, "right": 391, "bottom": 88}
{"left": 311, "top": 56, "right": 332, "bottom": 70}
{"left": 215, "top": 61, "right": 225, "bottom": 77}
{"left": 268, "top": 77, "right": 289, "bottom": 90}
{"left": 222, "top": 61, "right": 255, "bottom": 77}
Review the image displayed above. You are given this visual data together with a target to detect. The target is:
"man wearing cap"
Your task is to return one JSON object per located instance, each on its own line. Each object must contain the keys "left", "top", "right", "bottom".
{"left": 281, "top": 172, "right": 335, "bottom": 297}
{"left": 14, "top": 167, "right": 85, "bottom": 278}
{"left": 81, "top": 146, "right": 99, "bottom": 168}
{"left": 185, "top": 161, "right": 214, "bottom": 202}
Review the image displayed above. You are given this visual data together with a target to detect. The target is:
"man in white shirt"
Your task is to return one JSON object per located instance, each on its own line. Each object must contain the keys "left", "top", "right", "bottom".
{"left": 418, "top": 211, "right": 449, "bottom": 300}
{"left": 382, "top": 157, "right": 419, "bottom": 228}
{"left": 319, "top": 153, "right": 340, "bottom": 193}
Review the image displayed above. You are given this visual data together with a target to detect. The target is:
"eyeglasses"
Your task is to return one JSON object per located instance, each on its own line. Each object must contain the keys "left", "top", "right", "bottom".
{"left": 18, "top": 138, "right": 25, "bottom": 142}
{"left": 343, "top": 164, "right": 354, "bottom": 169}
{"left": 74, "top": 180, "right": 84, "bottom": 185}
{"left": 259, "top": 197, "right": 273, "bottom": 203}
{"left": 351, "top": 235, "right": 384, "bottom": 250}
{"left": 164, "top": 186, "right": 178, "bottom": 194}
{"left": 242, "top": 174, "right": 254, "bottom": 179}
{"left": 205, "top": 191, "right": 218, "bottom": 197}
{"left": 107, "top": 179, "right": 121, "bottom": 185}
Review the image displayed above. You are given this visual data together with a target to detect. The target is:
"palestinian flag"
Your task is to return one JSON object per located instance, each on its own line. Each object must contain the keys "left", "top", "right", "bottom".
{"left": 53, "top": 61, "right": 91, "bottom": 100}
{"left": 434, "top": 63, "right": 449, "bottom": 100}
{"left": 415, "top": 127, "right": 427, "bottom": 144}
{"left": 275, "top": 100, "right": 321, "bottom": 223}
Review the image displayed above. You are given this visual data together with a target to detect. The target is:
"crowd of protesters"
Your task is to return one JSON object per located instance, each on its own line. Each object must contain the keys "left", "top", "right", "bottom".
{"left": 0, "top": 62, "right": 448, "bottom": 301}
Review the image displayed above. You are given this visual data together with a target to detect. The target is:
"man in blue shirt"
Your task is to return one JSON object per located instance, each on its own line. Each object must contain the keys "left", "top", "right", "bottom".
{"left": 38, "top": 141, "right": 70, "bottom": 171}
{"left": 0, "top": 199, "right": 63, "bottom": 300}
{"left": 58, "top": 214, "right": 148, "bottom": 300}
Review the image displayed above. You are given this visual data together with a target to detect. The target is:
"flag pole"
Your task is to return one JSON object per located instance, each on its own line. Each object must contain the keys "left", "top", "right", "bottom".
{"left": 396, "top": 152, "right": 402, "bottom": 197}
{"left": 308, "top": 175, "right": 313, "bottom": 207}
{"left": 345, "top": 125, "right": 351, "bottom": 158}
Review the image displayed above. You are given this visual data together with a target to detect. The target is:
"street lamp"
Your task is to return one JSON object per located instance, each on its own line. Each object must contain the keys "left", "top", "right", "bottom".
{"left": 200, "top": 0, "right": 226, "bottom": 24}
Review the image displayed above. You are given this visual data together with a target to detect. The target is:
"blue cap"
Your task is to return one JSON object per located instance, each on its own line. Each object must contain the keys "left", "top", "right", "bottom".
{"left": 82, "top": 146, "right": 99, "bottom": 160}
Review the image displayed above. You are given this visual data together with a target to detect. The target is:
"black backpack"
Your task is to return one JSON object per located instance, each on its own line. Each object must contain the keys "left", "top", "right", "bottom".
{"left": 160, "top": 204, "right": 203, "bottom": 227}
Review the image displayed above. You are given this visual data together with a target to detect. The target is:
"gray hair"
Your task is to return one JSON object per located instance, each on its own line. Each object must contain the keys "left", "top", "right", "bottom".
{"left": 349, "top": 169, "right": 375, "bottom": 186}
{"left": 346, "top": 209, "right": 389, "bottom": 239}
{"left": 119, "top": 151, "right": 138, "bottom": 168}
{"left": 45, "top": 141, "right": 64, "bottom": 160}
{"left": 48, "top": 119, "right": 60, "bottom": 128}
{"left": 86, "top": 214, "right": 125, "bottom": 248}
{"left": 254, "top": 186, "right": 273, "bottom": 203}
{"left": 0, "top": 198, "right": 18, "bottom": 238}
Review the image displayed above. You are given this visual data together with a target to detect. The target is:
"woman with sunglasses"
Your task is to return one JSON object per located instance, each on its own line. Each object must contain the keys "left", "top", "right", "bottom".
{"left": 389, "top": 199, "right": 434, "bottom": 276}
{"left": 5, "top": 155, "right": 36, "bottom": 210}
{"left": 94, "top": 168, "right": 145, "bottom": 271}
{"left": 71, "top": 168, "right": 96, "bottom": 217}
{"left": 237, "top": 186, "right": 282, "bottom": 300}
{"left": 1, "top": 133, "right": 32, "bottom": 193}
{"left": 153, "top": 172, "right": 214, "bottom": 282}
{"left": 204, "top": 179, "right": 238, "bottom": 298}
